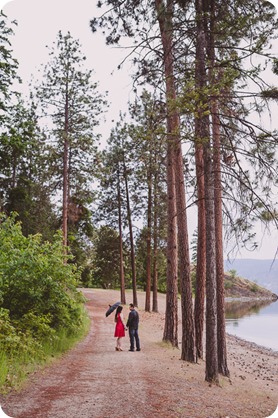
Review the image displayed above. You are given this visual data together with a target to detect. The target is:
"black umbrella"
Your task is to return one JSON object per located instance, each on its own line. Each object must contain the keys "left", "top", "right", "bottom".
{"left": 105, "top": 301, "right": 121, "bottom": 317}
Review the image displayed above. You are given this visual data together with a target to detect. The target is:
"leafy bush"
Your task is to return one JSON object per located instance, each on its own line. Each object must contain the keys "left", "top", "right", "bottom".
{"left": 250, "top": 282, "right": 259, "bottom": 293}
{"left": 224, "top": 279, "right": 233, "bottom": 290}
{"left": 228, "top": 269, "right": 237, "bottom": 279}
{"left": 0, "top": 214, "right": 88, "bottom": 390}
{"left": 0, "top": 214, "right": 84, "bottom": 331}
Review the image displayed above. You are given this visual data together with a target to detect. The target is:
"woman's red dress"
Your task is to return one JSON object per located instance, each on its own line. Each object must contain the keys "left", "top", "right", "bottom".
{"left": 114, "top": 313, "right": 125, "bottom": 337}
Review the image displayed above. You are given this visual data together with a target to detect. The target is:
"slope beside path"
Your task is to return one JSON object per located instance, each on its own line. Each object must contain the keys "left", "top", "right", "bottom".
{"left": 0, "top": 289, "right": 277, "bottom": 418}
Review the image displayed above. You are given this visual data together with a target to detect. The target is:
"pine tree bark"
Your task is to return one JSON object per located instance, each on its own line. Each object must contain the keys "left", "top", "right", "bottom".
{"left": 199, "top": 0, "right": 219, "bottom": 383}
{"left": 204, "top": 140, "right": 219, "bottom": 384}
{"left": 117, "top": 167, "right": 126, "bottom": 305}
{"left": 155, "top": 0, "right": 178, "bottom": 347}
{"left": 152, "top": 155, "right": 159, "bottom": 313}
{"left": 176, "top": 141, "right": 196, "bottom": 362}
{"left": 195, "top": 0, "right": 219, "bottom": 382}
{"left": 194, "top": 0, "right": 207, "bottom": 361}
{"left": 212, "top": 102, "right": 229, "bottom": 377}
{"left": 194, "top": 142, "right": 206, "bottom": 360}
{"left": 123, "top": 161, "right": 138, "bottom": 307}
{"left": 163, "top": 141, "right": 179, "bottom": 346}
{"left": 156, "top": 0, "right": 195, "bottom": 359}
{"left": 207, "top": 0, "right": 229, "bottom": 377}
{"left": 62, "top": 90, "right": 69, "bottom": 250}
{"left": 145, "top": 164, "right": 152, "bottom": 312}
{"left": 152, "top": 178, "right": 159, "bottom": 313}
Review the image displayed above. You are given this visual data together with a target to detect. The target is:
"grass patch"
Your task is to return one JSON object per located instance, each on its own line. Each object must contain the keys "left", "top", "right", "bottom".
{"left": 155, "top": 340, "right": 179, "bottom": 350}
{"left": 0, "top": 307, "right": 90, "bottom": 394}
{"left": 43, "top": 309, "right": 90, "bottom": 358}
{"left": 0, "top": 352, "right": 9, "bottom": 387}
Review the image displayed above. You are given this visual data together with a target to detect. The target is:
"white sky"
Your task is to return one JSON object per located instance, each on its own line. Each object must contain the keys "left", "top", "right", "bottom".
{"left": 0, "top": 0, "right": 278, "bottom": 260}
{"left": 2, "top": 0, "right": 134, "bottom": 134}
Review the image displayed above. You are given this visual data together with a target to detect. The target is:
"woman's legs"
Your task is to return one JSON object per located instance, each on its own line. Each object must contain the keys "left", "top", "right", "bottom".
{"left": 116, "top": 337, "right": 123, "bottom": 350}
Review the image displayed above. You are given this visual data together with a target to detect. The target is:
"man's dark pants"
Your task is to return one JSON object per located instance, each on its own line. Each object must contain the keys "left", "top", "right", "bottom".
{"left": 129, "top": 328, "right": 140, "bottom": 351}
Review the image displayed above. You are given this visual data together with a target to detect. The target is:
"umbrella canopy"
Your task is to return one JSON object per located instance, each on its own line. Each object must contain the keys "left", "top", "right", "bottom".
{"left": 105, "top": 301, "right": 121, "bottom": 317}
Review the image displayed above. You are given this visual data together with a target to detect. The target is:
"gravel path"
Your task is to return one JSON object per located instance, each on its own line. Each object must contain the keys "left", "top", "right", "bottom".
{"left": 0, "top": 289, "right": 277, "bottom": 418}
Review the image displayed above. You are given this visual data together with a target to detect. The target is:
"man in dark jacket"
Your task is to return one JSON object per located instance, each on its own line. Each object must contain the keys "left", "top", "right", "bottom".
{"left": 126, "top": 303, "right": 141, "bottom": 351}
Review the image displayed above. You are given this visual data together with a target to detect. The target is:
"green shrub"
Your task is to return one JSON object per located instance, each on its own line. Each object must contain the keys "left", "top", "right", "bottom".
{"left": 250, "top": 283, "right": 259, "bottom": 293}
{"left": 0, "top": 214, "right": 88, "bottom": 391}
{"left": 16, "top": 312, "right": 55, "bottom": 341}
{"left": 0, "top": 352, "right": 9, "bottom": 387}
{"left": 224, "top": 280, "right": 233, "bottom": 290}
{"left": 0, "top": 214, "right": 84, "bottom": 332}
{"left": 228, "top": 269, "right": 237, "bottom": 279}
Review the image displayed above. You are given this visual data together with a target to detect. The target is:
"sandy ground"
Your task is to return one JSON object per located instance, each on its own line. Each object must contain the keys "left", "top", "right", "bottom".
{"left": 0, "top": 288, "right": 277, "bottom": 418}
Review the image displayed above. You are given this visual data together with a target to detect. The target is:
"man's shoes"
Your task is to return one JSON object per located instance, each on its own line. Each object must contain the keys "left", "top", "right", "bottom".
{"left": 136, "top": 349, "right": 141, "bottom": 351}
{"left": 129, "top": 349, "right": 134, "bottom": 352}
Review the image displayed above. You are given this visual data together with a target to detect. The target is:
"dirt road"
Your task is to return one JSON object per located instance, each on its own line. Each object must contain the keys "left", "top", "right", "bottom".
{"left": 0, "top": 289, "right": 277, "bottom": 418}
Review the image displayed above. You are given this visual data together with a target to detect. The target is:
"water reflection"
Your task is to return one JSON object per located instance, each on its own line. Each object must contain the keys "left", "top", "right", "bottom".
{"left": 225, "top": 299, "right": 278, "bottom": 351}
{"left": 225, "top": 299, "right": 273, "bottom": 319}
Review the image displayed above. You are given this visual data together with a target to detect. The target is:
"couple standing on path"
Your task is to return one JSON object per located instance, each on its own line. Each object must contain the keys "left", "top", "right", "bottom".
{"left": 114, "top": 303, "right": 141, "bottom": 352}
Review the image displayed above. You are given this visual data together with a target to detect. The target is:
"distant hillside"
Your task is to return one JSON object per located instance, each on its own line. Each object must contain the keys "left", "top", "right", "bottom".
{"left": 224, "top": 272, "right": 277, "bottom": 299}
{"left": 224, "top": 259, "right": 278, "bottom": 294}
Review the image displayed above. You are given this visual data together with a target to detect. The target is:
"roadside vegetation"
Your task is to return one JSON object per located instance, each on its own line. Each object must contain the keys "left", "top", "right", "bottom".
{"left": 0, "top": 214, "right": 90, "bottom": 393}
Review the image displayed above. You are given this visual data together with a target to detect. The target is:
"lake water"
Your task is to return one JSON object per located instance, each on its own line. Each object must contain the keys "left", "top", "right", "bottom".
{"left": 225, "top": 299, "right": 278, "bottom": 351}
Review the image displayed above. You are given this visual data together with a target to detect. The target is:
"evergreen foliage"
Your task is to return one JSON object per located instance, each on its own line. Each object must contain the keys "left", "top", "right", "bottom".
{"left": 92, "top": 225, "right": 124, "bottom": 289}
{"left": 35, "top": 30, "right": 108, "bottom": 248}
{"left": 0, "top": 11, "right": 19, "bottom": 121}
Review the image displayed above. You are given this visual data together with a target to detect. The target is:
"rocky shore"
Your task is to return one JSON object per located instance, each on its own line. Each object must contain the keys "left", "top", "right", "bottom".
{"left": 224, "top": 272, "right": 278, "bottom": 300}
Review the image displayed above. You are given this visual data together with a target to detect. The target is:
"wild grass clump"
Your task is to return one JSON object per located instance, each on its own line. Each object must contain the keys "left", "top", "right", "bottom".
{"left": 0, "top": 214, "right": 90, "bottom": 392}
{"left": 0, "top": 308, "right": 90, "bottom": 392}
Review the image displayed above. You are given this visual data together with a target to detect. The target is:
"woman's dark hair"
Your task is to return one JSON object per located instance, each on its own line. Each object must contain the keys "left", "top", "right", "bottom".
{"left": 115, "top": 305, "right": 123, "bottom": 321}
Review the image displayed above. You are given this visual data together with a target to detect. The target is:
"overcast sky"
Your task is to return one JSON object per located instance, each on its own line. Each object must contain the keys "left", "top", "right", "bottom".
{"left": 0, "top": 0, "right": 278, "bottom": 260}
{"left": 1, "top": 0, "right": 135, "bottom": 127}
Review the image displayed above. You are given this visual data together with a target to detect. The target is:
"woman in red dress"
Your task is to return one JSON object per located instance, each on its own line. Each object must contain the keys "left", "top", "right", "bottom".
{"left": 114, "top": 305, "right": 125, "bottom": 351}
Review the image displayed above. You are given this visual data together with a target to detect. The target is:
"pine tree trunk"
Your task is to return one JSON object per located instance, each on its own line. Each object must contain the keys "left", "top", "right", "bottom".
{"left": 175, "top": 141, "right": 196, "bottom": 362}
{"left": 155, "top": 0, "right": 178, "bottom": 347}
{"left": 194, "top": 143, "right": 206, "bottom": 360}
{"left": 194, "top": 0, "right": 207, "bottom": 361}
{"left": 212, "top": 102, "right": 229, "bottom": 377}
{"left": 62, "top": 91, "right": 69, "bottom": 250}
{"left": 163, "top": 141, "right": 178, "bottom": 347}
{"left": 117, "top": 167, "right": 126, "bottom": 305}
{"left": 152, "top": 165, "right": 159, "bottom": 313}
{"left": 195, "top": 0, "right": 219, "bottom": 382}
{"left": 11, "top": 155, "right": 16, "bottom": 188}
{"left": 204, "top": 141, "right": 219, "bottom": 384}
{"left": 208, "top": 0, "right": 229, "bottom": 377}
{"left": 156, "top": 0, "right": 195, "bottom": 357}
{"left": 123, "top": 162, "right": 138, "bottom": 307}
{"left": 145, "top": 166, "right": 152, "bottom": 312}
